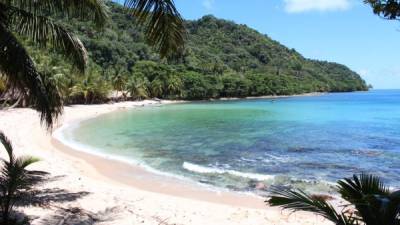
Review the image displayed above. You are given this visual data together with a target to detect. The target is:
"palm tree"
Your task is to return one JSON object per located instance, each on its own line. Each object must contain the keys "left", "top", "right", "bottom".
{"left": 166, "top": 74, "right": 183, "bottom": 98}
{"left": 0, "top": 0, "right": 108, "bottom": 128}
{"left": 0, "top": 0, "right": 186, "bottom": 128}
{"left": 0, "top": 131, "right": 39, "bottom": 224}
{"left": 127, "top": 76, "right": 149, "bottom": 100}
{"left": 69, "top": 70, "right": 111, "bottom": 104}
{"left": 151, "top": 78, "right": 164, "bottom": 98}
{"left": 111, "top": 73, "right": 128, "bottom": 100}
{"left": 267, "top": 174, "right": 400, "bottom": 225}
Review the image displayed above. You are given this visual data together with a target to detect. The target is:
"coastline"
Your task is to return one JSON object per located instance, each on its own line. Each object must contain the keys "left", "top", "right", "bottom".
{"left": 0, "top": 98, "right": 333, "bottom": 224}
{"left": 219, "top": 92, "right": 326, "bottom": 101}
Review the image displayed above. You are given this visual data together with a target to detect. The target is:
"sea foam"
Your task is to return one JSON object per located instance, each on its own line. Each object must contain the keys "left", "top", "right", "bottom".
{"left": 182, "top": 162, "right": 274, "bottom": 181}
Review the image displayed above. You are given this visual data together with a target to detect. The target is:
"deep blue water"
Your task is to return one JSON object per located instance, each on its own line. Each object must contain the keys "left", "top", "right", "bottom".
{"left": 62, "top": 90, "right": 400, "bottom": 194}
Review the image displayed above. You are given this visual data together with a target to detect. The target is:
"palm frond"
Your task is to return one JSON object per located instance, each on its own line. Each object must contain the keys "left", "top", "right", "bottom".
{"left": 14, "top": 156, "right": 40, "bottom": 170}
{"left": 124, "top": 0, "right": 186, "bottom": 58}
{"left": 338, "top": 174, "right": 395, "bottom": 225}
{"left": 2, "top": 0, "right": 109, "bottom": 27}
{"left": 0, "top": 131, "right": 14, "bottom": 164}
{"left": 0, "top": 24, "right": 62, "bottom": 128}
{"left": 5, "top": 4, "right": 88, "bottom": 72}
{"left": 338, "top": 174, "right": 390, "bottom": 201}
{"left": 267, "top": 187, "right": 353, "bottom": 225}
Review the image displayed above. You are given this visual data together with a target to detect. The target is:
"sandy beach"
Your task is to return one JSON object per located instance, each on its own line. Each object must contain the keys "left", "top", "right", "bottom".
{"left": 0, "top": 100, "right": 333, "bottom": 225}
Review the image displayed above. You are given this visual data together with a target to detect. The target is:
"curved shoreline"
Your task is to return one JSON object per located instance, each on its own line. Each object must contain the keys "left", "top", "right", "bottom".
{"left": 0, "top": 98, "right": 333, "bottom": 224}
{"left": 51, "top": 101, "right": 267, "bottom": 209}
{"left": 50, "top": 93, "right": 334, "bottom": 207}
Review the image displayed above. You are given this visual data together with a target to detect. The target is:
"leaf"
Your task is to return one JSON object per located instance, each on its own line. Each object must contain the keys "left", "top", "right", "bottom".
{"left": 124, "top": 0, "right": 186, "bottom": 58}
{"left": 2, "top": 0, "right": 109, "bottom": 27}
{"left": 0, "top": 24, "right": 63, "bottom": 128}
{"left": 7, "top": 4, "right": 88, "bottom": 72}
{"left": 267, "top": 187, "right": 353, "bottom": 225}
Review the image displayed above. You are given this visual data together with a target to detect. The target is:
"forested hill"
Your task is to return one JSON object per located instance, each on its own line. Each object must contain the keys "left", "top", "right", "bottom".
{"left": 30, "top": 2, "right": 368, "bottom": 102}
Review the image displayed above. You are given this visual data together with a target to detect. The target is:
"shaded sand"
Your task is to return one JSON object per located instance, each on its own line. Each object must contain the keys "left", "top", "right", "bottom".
{"left": 0, "top": 100, "right": 333, "bottom": 225}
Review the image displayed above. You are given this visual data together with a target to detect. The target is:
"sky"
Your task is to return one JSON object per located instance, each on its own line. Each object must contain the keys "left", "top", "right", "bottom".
{"left": 171, "top": 0, "right": 400, "bottom": 89}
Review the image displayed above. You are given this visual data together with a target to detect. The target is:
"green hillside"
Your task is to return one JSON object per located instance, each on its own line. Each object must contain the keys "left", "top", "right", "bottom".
{"left": 24, "top": 2, "right": 368, "bottom": 103}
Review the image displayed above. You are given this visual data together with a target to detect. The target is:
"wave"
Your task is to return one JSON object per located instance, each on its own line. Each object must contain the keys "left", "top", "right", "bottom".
{"left": 182, "top": 162, "right": 274, "bottom": 181}
{"left": 53, "top": 123, "right": 197, "bottom": 183}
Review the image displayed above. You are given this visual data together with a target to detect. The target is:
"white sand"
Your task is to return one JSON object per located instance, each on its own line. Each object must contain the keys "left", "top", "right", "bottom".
{"left": 0, "top": 100, "right": 333, "bottom": 225}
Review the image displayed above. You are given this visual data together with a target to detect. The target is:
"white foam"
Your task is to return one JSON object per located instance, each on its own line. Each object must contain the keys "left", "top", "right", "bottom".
{"left": 183, "top": 162, "right": 274, "bottom": 181}
{"left": 53, "top": 122, "right": 193, "bottom": 182}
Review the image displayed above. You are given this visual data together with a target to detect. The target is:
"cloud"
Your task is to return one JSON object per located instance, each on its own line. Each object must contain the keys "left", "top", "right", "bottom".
{"left": 203, "top": 0, "right": 215, "bottom": 11}
{"left": 284, "top": 0, "right": 351, "bottom": 13}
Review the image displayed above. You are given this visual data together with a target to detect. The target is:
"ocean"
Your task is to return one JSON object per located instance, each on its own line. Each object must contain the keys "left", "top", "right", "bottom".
{"left": 60, "top": 90, "right": 400, "bottom": 195}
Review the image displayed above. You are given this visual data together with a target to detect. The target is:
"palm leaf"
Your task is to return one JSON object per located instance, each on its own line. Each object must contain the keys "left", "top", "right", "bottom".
{"left": 267, "top": 187, "right": 353, "bottom": 225}
{"left": 338, "top": 174, "right": 394, "bottom": 225}
{"left": 1, "top": 0, "right": 109, "bottom": 27}
{"left": 14, "top": 156, "right": 40, "bottom": 170}
{"left": 0, "top": 131, "right": 14, "bottom": 164}
{"left": 338, "top": 174, "right": 390, "bottom": 202}
{"left": 0, "top": 24, "right": 62, "bottom": 128}
{"left": 6, "top": 4, "right": 88, "bottom": 72}
{"left": 124, "top": 0, "right": 186, "bottom": 57}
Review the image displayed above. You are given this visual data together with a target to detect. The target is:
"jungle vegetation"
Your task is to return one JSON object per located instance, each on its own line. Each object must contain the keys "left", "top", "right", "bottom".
{"left": 1, "top": 2, "right": 368, "bottom": 108}
{"left": 0, "top": 0, "right": 185, "bottom": 128}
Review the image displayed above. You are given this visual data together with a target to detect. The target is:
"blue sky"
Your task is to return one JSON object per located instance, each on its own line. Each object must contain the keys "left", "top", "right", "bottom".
{"left": 172, "top": 0, "right": 400, "bottom": 89}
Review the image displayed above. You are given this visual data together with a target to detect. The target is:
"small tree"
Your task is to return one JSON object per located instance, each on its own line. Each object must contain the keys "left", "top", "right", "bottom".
{"left": 127, "top": 76, "right": 149, "bottom": 100}
{"left": 267, "top": 174, "right": 400, "bottom": 225}
{"left": 0, "top": 132, "right": 39, "bottom": 224}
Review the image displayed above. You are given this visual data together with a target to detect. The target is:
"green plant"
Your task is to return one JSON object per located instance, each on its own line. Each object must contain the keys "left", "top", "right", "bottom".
{"left": 267, "top": 174, "right": 400, "bottom": 225}
{"left": 127, "top": 76, "right": 149, "bottom": 100}
{"left": 0, "top": 0, "right": 185, "bottom": 128}
{"left": 111, "top": 73, "right": 128, "bottom": 99}
{"left": 69, "top": 71, "right": 111, "bottom": 104}
{"left": 0, "top": 0, "right": 108, "bottom": 128}
{"left": 0, "top": 132, "right": 39, "bottom": 224}
{"left": 365, "top": 0, "right": 400, "bottom": 20}
{"left": 150, "top": 78, "right": 164, "bottom": 98}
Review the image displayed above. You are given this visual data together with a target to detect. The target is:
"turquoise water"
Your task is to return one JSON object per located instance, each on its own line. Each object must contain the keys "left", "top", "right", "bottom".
{"left": 62, "top": 90, "right": 400, "bottom": 194}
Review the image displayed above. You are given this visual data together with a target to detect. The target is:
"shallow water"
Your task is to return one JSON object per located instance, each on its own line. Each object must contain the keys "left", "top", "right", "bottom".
{"left": 62, "top": 90, "right": 400, "bottom": 194}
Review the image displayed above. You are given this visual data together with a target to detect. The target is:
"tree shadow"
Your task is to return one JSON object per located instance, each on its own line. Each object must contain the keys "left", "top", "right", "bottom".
{"left": 36, "top": 207, "right": 121, "bottom": 225}
{"left": 19, "top": 188, "right": 91, "bottom": 208}
{"left": 16, "top": 171, "right": 90, "bottom": 208}
{"left": 10, "top": 171, "right": 120, "bottom": 224}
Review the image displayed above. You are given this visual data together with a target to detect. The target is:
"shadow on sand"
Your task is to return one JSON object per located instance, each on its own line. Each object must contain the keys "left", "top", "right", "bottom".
{"left": 36, "top": 207, "right": 121, "bottom": 225}
{"left": 13, "top": 171, "right": 120, "bottom": 224}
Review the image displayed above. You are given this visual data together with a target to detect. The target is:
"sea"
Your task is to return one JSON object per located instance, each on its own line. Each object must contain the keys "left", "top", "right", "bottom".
{"left": 58, "top": 90, "right": 400, "bottom": 195}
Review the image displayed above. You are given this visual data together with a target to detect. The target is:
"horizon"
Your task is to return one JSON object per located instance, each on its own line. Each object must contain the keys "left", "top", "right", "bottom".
{"left": 168, "top": 0, "right": 399, "bottom": 90}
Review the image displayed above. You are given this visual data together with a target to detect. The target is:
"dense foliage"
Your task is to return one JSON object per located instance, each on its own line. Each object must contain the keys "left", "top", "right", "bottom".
{"left": 365, "top": 0, "right": 400, "bottom": 20}
{"left": 0, "top": 0, "right": 186, "bottom": 128}
{"left": 0, "top": 0, "right": 109, "bottom": 127}
{"left": 17, "top": 2, "right": 368, "bottom": 103}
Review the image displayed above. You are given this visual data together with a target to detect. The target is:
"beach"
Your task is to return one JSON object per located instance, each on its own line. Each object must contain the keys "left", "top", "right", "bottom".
{"left": 0, "top": 100, "right": 333, "bottom": 225}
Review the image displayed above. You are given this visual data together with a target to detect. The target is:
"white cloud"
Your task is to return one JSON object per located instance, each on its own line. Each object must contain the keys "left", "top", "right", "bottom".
{"left": 284, "top": 0, "right": 351, "bottom": 13}
{"left": 203, "top": 0, "right": 215, "bottom": 11}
